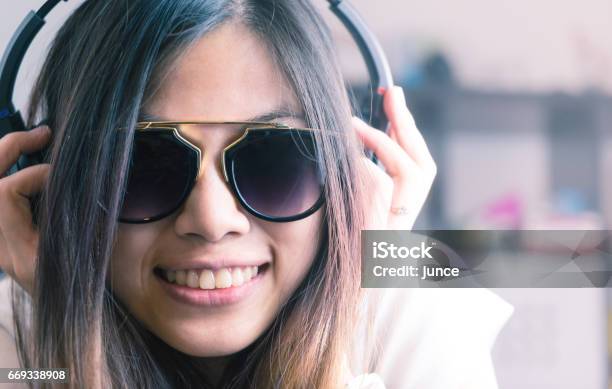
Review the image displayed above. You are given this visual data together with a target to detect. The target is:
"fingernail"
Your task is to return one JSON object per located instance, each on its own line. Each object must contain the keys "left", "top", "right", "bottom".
{"left": 34, "top": 126, "right": 50, "bottom": 134}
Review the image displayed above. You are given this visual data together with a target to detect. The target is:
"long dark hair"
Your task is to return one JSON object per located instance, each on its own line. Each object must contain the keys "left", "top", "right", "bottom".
{"left": 12, "top": 0, "right": 370, "bottom": 387}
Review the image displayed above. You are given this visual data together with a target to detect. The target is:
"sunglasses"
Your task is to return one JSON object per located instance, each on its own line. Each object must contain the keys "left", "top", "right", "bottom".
{"left": 117, "top": 121, "right": 326, "bottom": 224}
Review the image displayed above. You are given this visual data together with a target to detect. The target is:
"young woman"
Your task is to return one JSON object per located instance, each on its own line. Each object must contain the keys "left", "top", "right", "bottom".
{"left": 0, "top": 1, "right": 511, "bottom": 388}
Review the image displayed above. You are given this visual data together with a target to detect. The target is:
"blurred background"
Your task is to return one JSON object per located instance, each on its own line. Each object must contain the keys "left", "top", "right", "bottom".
{"left": 2, "top": 1, "right": 611, "bottom": 388}
{"left": 318, "top": 1, "right": 611, "bottom": 388}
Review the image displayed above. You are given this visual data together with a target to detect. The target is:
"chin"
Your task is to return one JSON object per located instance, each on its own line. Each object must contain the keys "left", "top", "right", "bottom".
{"left": 167, "top": 335, "right": 255, "bottom": 357}
{"left": 154, "top": 321, "right": 262, "bottom": 357}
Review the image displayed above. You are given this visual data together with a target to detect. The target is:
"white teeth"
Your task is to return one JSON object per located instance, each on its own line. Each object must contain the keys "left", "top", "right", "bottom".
{"left": 215, "top": 268, "right": 233, "bottom": 288}
{"left": 166, "top": 270, "right": 176, "bottom": 283}
{"left": 175, "top": 270, "right": 187, "bottom": 286}
{"left": 187, "top": 270, "right": 199, "bottom": 288}
{"left": 199, "top": 270, "right": 215, "bottom": 290}
{"left": 163, "top": 265, "right": 263, "bottom": 290}
{"left": 232, "top": 268, "right": 244, "bottom": 286}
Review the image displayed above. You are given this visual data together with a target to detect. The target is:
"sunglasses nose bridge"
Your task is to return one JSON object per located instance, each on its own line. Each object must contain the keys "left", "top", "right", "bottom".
{"left": 191, "top": 146, "right": 233, "bottom": 190}
{"left": 175, "top": 124, "right": 248, "bottom": 185}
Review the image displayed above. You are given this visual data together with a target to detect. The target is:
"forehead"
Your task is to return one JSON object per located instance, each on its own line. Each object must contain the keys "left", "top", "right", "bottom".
{"left": 145, "top": 22, "right": 301, "bottom": 121}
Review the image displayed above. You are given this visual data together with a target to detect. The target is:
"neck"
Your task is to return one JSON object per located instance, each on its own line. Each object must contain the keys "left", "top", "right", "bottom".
{"left": 197, "top": 355, "right": 231, "bottom": 386}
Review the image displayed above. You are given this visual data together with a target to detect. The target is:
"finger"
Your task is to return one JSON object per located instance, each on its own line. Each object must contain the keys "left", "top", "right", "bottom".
{"left": 0, "top": 164, "right": 50, "bottom": 291}
{"left": 359, "top": 157, "right": 393, "bottom": 230}
{"left": 386, "top": 173, "right": 431, "bottom": 230}
{"left": 354, "top": 119, "right": 434, "bottom": 230}
{"left": 388, "top": 123, "right": 398, "bottom": 143}
{"left": 353, "top": 116, "right": 419, "bottom": 180}
{"left": 0, "top": 126, "right": 51, "bottom": 176}
{"left": 1, "top": 162, "right": 51, "bottom": 201}
{"left": 0, "top": 229, "right": 33, "bottom": 293}
{"left": 0, "top": 163, "right": 50, "bottom": 244}
{"left": 360, "top": 153, "right": 427, "bottom": 231}
{"left": 360, "top": 156, "right": 393, "bottom": 203}
{"left": 383, "top": 86, "right": 436, "bottom": 173}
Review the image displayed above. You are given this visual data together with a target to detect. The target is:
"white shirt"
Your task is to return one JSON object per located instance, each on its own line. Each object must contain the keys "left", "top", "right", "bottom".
{"left": 346, "top": 288, "right": 513, "bottom": 388}
{"left": 0, "top": 277, "right": 512, "bottom": 388}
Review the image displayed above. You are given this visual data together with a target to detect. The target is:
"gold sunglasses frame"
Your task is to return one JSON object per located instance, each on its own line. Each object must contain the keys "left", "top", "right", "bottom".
{"left": 118, "top": 121, "right": 325, "bottom": 223}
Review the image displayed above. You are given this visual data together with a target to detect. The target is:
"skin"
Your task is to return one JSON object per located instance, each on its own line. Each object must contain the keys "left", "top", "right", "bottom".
{"left": 0, "top": 20, "right": 436, "bottom": 386}
{"left": 110, "top": 22, "right": 324, "bottom": 360}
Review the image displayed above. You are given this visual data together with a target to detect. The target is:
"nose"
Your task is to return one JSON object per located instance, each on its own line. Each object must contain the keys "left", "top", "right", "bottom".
{"left": 173, "top": 157, "right": 251, "bottom": 242}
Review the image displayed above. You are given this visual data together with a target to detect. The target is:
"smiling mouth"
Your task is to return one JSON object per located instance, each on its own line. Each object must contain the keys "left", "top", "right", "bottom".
{"left": 154, "top": 263, "right": 270, "bottom": 290}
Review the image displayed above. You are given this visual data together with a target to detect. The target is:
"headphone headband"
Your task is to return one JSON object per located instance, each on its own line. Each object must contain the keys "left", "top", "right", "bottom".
{"left": 0, "top": 0, "right": 392, "bottom": 169}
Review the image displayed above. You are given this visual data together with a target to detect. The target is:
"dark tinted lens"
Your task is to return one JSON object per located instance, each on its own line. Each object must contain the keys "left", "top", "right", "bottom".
{"left": 120, "top": 131, "right": 198, "bottom": 222}
{"left": 230, "top": 129, "right": 324, "bottom": 218}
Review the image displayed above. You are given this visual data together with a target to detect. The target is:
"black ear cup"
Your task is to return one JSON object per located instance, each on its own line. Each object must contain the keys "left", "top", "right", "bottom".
{"left": 15, "top": 148, "right": 46, "bottom": 170}
{"left": 0, "top": 110, "right": 26, "bottom": 138}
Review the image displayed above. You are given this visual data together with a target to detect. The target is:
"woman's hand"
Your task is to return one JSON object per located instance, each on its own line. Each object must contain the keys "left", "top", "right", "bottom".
{"left": 0, "top": 125, "right": 52, "bottom": 294}
{"left": 354, "top": 86, "right": 437, "bottom": 230}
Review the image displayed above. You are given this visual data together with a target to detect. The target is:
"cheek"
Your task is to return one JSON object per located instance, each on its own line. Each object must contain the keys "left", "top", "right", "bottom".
{"left": 109, "top": 225, "right": 162, "bottom": 310}
{"left": 268, "top": 210, "right": 325, "bottom": 298}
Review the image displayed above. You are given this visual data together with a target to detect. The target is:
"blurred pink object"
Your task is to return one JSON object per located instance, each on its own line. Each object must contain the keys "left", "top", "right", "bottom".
{"left": 483, "top": 193, "right": 523, "bottom": 229}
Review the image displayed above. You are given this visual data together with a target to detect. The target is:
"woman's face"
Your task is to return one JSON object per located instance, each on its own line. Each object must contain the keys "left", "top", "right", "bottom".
{"left": 110, "top": 22, "right": 324, "bottom": 357}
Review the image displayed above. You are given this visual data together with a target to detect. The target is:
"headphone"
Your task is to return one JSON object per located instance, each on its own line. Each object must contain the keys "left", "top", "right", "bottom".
{"left": 0, "top": 0, "right": 393, "bottom": 177}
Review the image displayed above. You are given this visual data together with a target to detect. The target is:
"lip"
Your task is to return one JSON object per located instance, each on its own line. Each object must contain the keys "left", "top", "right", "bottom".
{"left": 155, "top": 264, "right": 268, "bottom": 307}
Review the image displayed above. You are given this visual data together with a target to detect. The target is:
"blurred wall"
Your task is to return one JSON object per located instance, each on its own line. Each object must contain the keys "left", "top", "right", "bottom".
{"left": 321, "top": 0, "right": 612, "bottom": 93}
{"left": 4, "top": 0, "right": 612, "bottom": 111}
